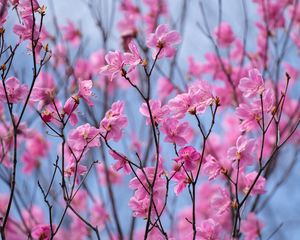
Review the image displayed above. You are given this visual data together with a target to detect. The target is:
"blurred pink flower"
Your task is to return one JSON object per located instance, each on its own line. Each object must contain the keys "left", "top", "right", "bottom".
{"left": 146, "top": 24, "right": 181, "bottom": 59}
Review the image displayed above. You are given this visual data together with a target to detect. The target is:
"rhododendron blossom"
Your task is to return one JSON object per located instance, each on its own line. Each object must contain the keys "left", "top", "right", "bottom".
{"left": 1, "top": 1, "right": 300, "bottom": 239}
{"left": 146, "top": 24, "right": 181, "bottom": 59}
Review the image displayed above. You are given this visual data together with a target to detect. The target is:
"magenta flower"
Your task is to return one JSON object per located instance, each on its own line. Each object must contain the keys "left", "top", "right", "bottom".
{"left": 241, "top": 213, "right": 264, "bottom": 240}
{"left": 227, "top": 136, "right": 256, "bottom": 167}
{"left": 100, "top": 51, "right": 126, "bottom": 81}
{"left": 239, "top": 68, "right": 265, "bottom": 98}
{"left": 31, "top": 224, "right": 51, "bottom": 240}
{"left": 139, "top": 99, "right": 170, "bottom": 125}
{"left": 174, "top": 146, "right": 201, "bottom": 171}
{"left": 214, "top": 22, "right": 235, "bottom": 47}
{"left": 146, "top": 24, "right": 181, "bottom": 59}
{"left": 100, "top": 100, "right": 128, "bottom": 141}
{"left": 161, "top": 118, "right": 193, "bottom": 146}
{"left": 0, "top": 77, "right": 28, "bottom": 103}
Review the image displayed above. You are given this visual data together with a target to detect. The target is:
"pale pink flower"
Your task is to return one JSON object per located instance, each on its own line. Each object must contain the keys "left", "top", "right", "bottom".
{"left": 239, "top": 69, "right": 265, "bottom": 98}
{"left": 239, "top": 171, "right": 266, "bottom": 196}
{"left": 157, "top": 77, "right": 174, "bottom": 100}
{"left": 68, "top": 123, "right": 100, "bottom": 153}
{"left": 90, "top": 200, "right": 109, "bottom": 230}
{"left": 168, "top": 81, "right": 214, "bottom": 119}
{"left": 100, "top": 100, "right": 128, "bottom": 141}
{"left": 139, "top": 99, "right": 170, "bottom": 125}
{"left": 74, "top": 58, "right": 92, "bottom": 80}
{"left": 124, "top": 40, "right": 143, "bottom": 72}
{"left": 197, "top": 219, "right": 219, "bottom": 240}
{"left": 241, "top": 213, "right": 264, "bottom": 240}
{"left": 187, "top": 56, "right": 203, "bottom": 78}
{"left": 203, "top": 155, "right": 223, "bottom": 180}
{"left": 78, "top": 80, "right": 94, "bottom": 106}
{"left": 172, "top": 167, "right": 190, "bottom": 195}
{"left": 129, "top": 167, "right": 165, "bottom": 218}
{"left": 97, "top": 164, "right": 122, "bottom": 185}
{"left": 211, "top": 187, "right": 231, "bottom": 215}
{"left": 236, "top": 103, "right": 261, "bottom": 131}
{"left": 52, "top": 44, "right": 67, "bottom": 67}
{"left": 100, "top": 51, "right": 125, "bottom": 81}
{"left": 64, "top": 162, "right": 87, "bottom": 180}
{"left": 22, "top": 131, "right": 49, "bottom": 174}
{"left": 214, "top": 22, "right": 235, "bottom": 47}
{"left": 174, "top": 146, "right": 201, "bottom": 171}
{"left": 62, "top": 20, "right": 81, "bottom": 46}
{"left": 146, "top": 24, "right": 181, "bottom": 59}
{"left": 13, "top": 16, "right": 39, "bottom": 41}
{"left": 161, "top": 118, "right": 193, "bottom": 146}
{"left": 227, "top": 136, "right": 256, "bottom": 167}
{"left": 31, "top": 72, "right": 56, "bottom": 107}
{"left": 109, "top": 150, "right": 131, "bottom": 174}
{"left": 0, "top": 77, "right": 28, "bottom": 103}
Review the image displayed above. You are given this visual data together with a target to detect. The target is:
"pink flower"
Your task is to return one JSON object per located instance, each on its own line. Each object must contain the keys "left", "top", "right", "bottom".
{"left": 197, "top": 219, "right": 219, "bottom": 240}
{"left": 64, "top": 162, "right": 87, "bottom": 180}
{"left": 239, "top": 171, "right": 266, "bottom": 196}
{"left": 0, "top": 77, "right": 28, "bottom": 103}
{"left": 68, "top": 123, "right": 100, "bottom": 153}
{"left": 0, "top": 3, "right": 7, "bottom": 28}
{"left": 227, "top": 136, "right": 256, "bottom": 167}
{"left": 78, "top": 80, "right": 94, "bottom": 106}
{"left": 124, "top": 40, "right": 143, "bottom": 71}
{"left": 90, "top": 200, "right": 109, "bottom": 230}
{"left": 74, "top": 58, "right": 92, "bottom": 80}
{"left": 97, "top": 164, "right": 122, "bottom": 185}
{"left": 236, "top": 89, "right": 275, "bottom": 131}
{"left": 203, "top": 155, "right": 223, "bottom": 180}
{"left": 187, "top": 56, "right": 204, "bottom": 78}
{"left": 31, "top": 72, "right": 56, "bottom": 107}
{"left": 62, "top": 20, "right": 81, "bottom": 46}
{"left": 161, "top": 118, "right": 193, "bottom": 146}
{"left": 13, "top": 16, "right": 39, "bottom": 41}
{"left": 109, "top": 150, "right": 131, "bottom": 174}
{"left": 139, "top": 99, "right": 170, "bottom": 125}
{"left": 100, "top": 100, "right": 128, "bottom": 141}
{"left": 241, "top": 213, "right": 264, "bottom": 240}
{"left": 172, "top": 167, "right": 191, "bottom": 195}
{"left": 239, "top": 69, "right": 265, "bottom": 98}
{"left": 22, "top": 131, "right": 49, "bottom": 174}
{"left": 214, "top": 22, "right": 235, "bottom": 47}
{"left": 157, "top": 77, "right": 174, "bottom": 100}
{"left": 146, "top": 24, "right": 181, "bottom": 59}
{"left": 168, "top": 81, "right": 214, "bottom": 119}
{"left": 129, "top": 167, "right": 166, "bottom": 218}
{"left": 100, "top": 51, "right": 126, "bottom": 81}
{"left": 31, "top": 224, "right": 51, "bottom": 240}
{"left": 174, "top": 146, "right": 201, "bottom": 171}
